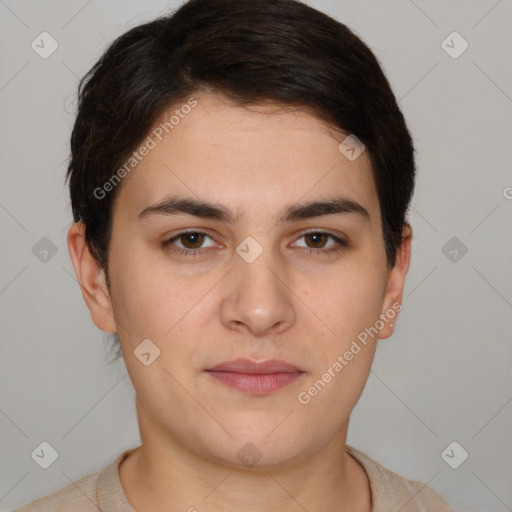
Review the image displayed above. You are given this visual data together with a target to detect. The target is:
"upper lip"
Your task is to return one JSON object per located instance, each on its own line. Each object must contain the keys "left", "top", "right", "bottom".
{"left": 206, "top": 358, "right": 304, "bottom": 374}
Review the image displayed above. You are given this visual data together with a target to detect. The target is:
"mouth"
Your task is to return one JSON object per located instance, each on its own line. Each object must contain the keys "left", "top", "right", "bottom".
{"left": 205, "top": 358, "right": 306, "bottom": 395}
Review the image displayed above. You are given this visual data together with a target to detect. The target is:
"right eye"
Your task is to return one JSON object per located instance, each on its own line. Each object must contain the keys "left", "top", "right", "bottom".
{"left": 162, "top": 231, "right": 219, "bottom": 256}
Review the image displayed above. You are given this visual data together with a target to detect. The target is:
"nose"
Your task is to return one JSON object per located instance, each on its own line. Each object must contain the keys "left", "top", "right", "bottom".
{"left": 219, "top": 252, "right": 296, "bottom": 337}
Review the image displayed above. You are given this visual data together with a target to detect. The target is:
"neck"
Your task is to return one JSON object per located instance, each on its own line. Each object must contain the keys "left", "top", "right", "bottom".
{"left": 119, "top": 398, "right": 371, "bottom": 511}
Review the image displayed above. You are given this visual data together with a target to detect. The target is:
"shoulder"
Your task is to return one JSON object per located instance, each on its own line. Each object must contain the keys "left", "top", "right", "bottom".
{"left": 11, "top": 468, "right": 103, "bottom": 512}
{"left": 11, "top": 449, "right": 134, "bottom": 512}
{"left": 346, "top": 445, "right": 452, "bottom": 512}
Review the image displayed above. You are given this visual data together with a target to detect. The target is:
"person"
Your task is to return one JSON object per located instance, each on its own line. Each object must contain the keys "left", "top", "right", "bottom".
{"left": 15, "top": 0, "right": 451, "bottom": 510}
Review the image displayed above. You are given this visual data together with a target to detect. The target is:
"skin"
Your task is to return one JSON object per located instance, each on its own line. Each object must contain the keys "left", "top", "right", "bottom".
{"left": 68, "top": 90, "right": 411, "bottom": 511}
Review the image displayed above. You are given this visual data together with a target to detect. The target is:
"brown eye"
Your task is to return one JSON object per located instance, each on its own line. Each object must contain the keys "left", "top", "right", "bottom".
{"left": 163, "top": 231, "right": 217, "bottom": 256}
{"left": 304, "top": 232, "right": 329, "bottom": 248}
{"left": 179, "top": 232, "right": 205, "bottom": 249}
{"left": 292, "top": 231, "right": 347, "bottom": 255}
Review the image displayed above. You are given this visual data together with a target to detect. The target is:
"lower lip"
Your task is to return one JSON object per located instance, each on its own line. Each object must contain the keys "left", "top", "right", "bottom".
{"left": 206, "top": 371, "right": 304, "bottom": 394}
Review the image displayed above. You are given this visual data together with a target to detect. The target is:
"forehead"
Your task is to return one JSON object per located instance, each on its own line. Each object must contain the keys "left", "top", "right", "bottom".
{"left": 114, "top": 91, "right": 379, "bottom": 222}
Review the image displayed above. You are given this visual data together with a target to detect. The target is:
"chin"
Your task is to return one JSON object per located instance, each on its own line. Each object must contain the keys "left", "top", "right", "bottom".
{"left": 199, "top": 429, "right": 303, "bottom": 470}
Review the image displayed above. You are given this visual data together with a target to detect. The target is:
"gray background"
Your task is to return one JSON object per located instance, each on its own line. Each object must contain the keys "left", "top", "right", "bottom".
{"left": 1, "top": 0, "right": 511, "bottom": 510}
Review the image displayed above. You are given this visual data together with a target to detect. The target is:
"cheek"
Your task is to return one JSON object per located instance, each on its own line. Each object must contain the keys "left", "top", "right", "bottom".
{"left": 108, "top": 249, "right": 195, "bottom": 338}
{"left": 302, "top": 260, "right": 385, "bottom": 339}
{"left": 295, "top": 267, "right": 383, "bottom": 421}
{"left": 108, "top": 253, "right": 211, "bottom": 385}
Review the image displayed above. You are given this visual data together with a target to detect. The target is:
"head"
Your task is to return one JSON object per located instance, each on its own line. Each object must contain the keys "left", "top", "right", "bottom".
{"left": 67, "top": 0, "right": 414, "bottom": 468}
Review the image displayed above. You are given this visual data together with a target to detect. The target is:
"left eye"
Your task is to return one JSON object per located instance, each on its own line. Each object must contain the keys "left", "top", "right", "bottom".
{"left": 293, "top": 232, "right": 342, "bottom": 250}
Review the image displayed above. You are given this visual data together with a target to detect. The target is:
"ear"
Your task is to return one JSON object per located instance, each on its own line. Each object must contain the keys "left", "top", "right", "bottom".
{"left": 377, "top": 223, "right": 412, "bottom": 340}
{"left": 67, "top": 222, "right": 117, "bottom": 334}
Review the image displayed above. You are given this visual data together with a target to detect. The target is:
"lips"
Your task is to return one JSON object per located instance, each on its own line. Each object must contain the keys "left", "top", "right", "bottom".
{"left": 206, "top": 358, "right": 304, "bottom": 374}
{"left": 205, "top": 358, "right": 305, "bottom": 394}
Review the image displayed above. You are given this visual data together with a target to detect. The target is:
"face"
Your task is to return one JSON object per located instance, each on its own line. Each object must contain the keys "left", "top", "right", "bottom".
{"left": 69, "top": 90, "right": 410, "bottom": 469}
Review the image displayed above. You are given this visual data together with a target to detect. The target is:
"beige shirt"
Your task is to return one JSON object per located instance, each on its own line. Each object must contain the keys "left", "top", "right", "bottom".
{"left": 14, "top": 445, "right": 451, "bottom": 511}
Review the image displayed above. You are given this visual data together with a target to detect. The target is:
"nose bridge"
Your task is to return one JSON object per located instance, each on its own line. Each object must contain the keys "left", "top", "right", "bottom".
{"left": 220, "top": 245, "right": 295, "bottom": 336}
{"left": 237, "top": 250, "right": 281, "bottom": 297}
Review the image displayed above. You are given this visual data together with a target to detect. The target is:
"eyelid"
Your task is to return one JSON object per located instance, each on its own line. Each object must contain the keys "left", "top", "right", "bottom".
{"left": 164, "top": 229, "right": 220, "bottom": 248}
{"left": 290, "top": 229, "right": 347, "bottom": 248}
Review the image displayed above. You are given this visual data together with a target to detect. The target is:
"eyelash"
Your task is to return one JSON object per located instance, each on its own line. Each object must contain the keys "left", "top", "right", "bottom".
{"left": 162, "top": 230, "right": 347, "bottom": 257}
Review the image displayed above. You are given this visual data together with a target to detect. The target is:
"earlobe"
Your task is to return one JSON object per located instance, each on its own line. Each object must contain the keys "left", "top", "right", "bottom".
{"left": 378, "top": 223, "right": 412, "bottom": 340}
{"left": 67, "top": 222, "right": 117, "bottom": 334}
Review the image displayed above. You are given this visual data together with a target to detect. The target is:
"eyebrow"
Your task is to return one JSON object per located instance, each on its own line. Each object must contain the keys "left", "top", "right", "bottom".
{"left": 137, "top": 196, "right": 370, "bottom": 223}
